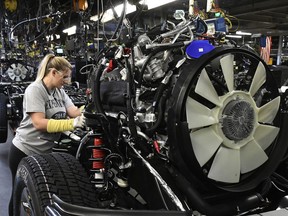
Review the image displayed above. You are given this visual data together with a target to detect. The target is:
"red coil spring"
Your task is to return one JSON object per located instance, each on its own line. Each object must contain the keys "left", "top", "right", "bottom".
{"left": 92, "top": 138, "right": 106, "bottom": 169}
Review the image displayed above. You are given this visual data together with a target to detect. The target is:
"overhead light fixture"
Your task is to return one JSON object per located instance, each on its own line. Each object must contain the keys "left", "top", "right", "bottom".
{"left": 90, "top": 2, "right": 136, "bottom": 22}
{"left": 251, "top": 33, "right": 261, "bottom": 38}
{"left": 206, "top": 0, "right": 213, "bottom": 12}
{"left": 90, "top": 0, "right": 176, "bottom": 23}
{"left": 281, "top": 86, "right": 288, "bottom": 93}
{"left": 226, "top": 34, "right": 242, "bottom": 38}
{"left": 101, "top": 2, "right": 136, "bottom": 23}
{"left": 89, "top": 15, "right": 98, "bottom": 22}
{"left": 236, "top": 31, "right": 252, "bottom": 36}
{"left": 63, "top": 25, "right": 77, "bottom": 36}
{"left": 141, "top": 0, "right": 176, "bottom": 10}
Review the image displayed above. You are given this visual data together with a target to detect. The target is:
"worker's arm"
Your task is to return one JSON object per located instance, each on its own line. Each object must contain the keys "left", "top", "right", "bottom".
{"left": 29, "top": 112, "right": 84, "bottom": 133}
{"left": 30, "top": 112, "right": 50, "bottom": 131}
{"left": 66, "top": 105, "right": 82, "bottom": 118}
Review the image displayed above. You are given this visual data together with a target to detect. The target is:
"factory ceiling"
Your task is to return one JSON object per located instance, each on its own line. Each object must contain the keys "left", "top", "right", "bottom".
{"left": 218, "top": 0, "right": 288, "bottom": 36}
{"left": 1, "top": 0, "right": 288, "bottom": 57}
{"left": 3, "top": 0, "right": 288, "bottom": 36}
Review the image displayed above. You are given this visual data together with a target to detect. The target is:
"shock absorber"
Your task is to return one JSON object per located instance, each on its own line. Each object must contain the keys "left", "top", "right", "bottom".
{"left": 89, "top": 132, "right": 107, "bottom": 188}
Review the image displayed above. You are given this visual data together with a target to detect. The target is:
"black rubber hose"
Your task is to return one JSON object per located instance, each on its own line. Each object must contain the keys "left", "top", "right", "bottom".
{"left": 8, "top": 11, "right": 62, "bottom": 44}
{"left": 145, "top": 89, "right": 168, "bottom": 136}
{"left": 153, "top": 83, "right": 167, "bottom": 111}
{"left": 92, "top": 63, "right": 106, "bottom": 115}
{"left": 167, "top": 165, "right": 267, "bottom": 216}
{"left": 124, "top": 57, "right": 138, "bottom": 140}
{"left": 108, "top": 0, "right": 127, "bottom": 41}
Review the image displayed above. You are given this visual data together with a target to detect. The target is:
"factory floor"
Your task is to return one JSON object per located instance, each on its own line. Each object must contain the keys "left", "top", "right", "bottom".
{"left": 0, "top": 127, "right": 13, "bottom": 216}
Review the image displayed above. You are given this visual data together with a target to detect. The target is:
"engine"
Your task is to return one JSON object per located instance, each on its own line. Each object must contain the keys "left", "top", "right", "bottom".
{"left": 68, "top": 12, "right": 288, "bottom": 216}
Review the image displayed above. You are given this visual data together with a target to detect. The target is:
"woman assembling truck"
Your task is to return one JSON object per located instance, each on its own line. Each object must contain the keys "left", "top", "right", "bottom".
{"left": 8, "top": 54, "right": 85, "bottom": 216}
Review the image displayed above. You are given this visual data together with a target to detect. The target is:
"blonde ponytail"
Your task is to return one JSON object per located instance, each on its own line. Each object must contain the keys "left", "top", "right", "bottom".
{"left": 36, "top": 54, "right": 72, "bottom": 81}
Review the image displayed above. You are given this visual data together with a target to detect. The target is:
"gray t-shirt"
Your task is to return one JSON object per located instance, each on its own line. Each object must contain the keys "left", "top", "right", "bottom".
{"left": 13, "top": 80, "right": 74, "bottom": 155}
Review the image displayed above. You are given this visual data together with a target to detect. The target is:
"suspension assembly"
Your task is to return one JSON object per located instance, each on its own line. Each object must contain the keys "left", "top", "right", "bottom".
{"left": 88, "top": 130, "right": 108, "bottom": 188}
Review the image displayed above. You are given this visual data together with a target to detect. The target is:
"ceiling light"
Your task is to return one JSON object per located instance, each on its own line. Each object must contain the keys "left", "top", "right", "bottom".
{"left": 90, "top": 2, "right": 136, "bottom": 22}
{"left": 90, "top": 0, "right": 176, "bottom": 23}
{"left": 226, "top": 34, "right": 242, "bottom": 38}
{"left": 251, "top": 33, "right": 261, "bottom": 38}
{"left": 90, "top": 15, "right": 98, "bottom": 22}
{"left": 206, "top": 0, "right": 213, "bottom": 12}
{"left": 63, "top": 25, "right": 77, "bottom": 36}
{"left": 140, "top": 0, "right": 176, "bottom": 10}
{"left": 281, "top": 86, "right": 288, "bottom": 93}
{"left": 102, "top": 3, "right": 136, "bottom": 23}
{"left": 236, "top": 31, "right": 252, "bottom": 36}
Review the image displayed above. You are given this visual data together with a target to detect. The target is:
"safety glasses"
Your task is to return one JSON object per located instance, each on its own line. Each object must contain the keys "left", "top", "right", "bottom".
{"left": 55, "top": 69, "right": 72, "bottom": 84}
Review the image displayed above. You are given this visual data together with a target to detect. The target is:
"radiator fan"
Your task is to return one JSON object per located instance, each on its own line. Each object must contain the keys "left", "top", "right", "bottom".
{"left": 169, "top": 48, "right": 287, "bottom": 191}
{"left": 6, "top": 63, "right": 29, "bottom": 81}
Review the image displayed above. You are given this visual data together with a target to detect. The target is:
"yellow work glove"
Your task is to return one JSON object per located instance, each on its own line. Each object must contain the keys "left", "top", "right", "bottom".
{"left": 79, "top": 105, "right": 85, "bottom": 112}
{"left": 47, "top": 114, "right": 86, "bottom": 133}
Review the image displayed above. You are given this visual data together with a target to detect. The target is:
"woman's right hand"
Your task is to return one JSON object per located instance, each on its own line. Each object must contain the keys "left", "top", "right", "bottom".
{"left": 73, "top": 113, "right": 86, "bottom": 128}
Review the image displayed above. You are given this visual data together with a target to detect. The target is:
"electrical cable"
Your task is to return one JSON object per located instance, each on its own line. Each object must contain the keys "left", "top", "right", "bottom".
{"left": 36, "top": 0, "right": 43, "bottom": 32}
{"left": 13, "top": 23, "right": 52, "bottom": 46}
{"left": 101, "top": 0, "right": 127, "bottom": 43}
{"left": 154, "top": 176, "right": 170, "bottom": 210}
{"left": 8, "top": 11, "right": 62, "bottom": 44}
{"left": 124, "top": 55, "right": 138, "bottom": 141}
{"left": 96, "top": 0, "right": 101, "bottom": 55}
{"left": 79, "top": 63, "right": 97, "bottom": 74}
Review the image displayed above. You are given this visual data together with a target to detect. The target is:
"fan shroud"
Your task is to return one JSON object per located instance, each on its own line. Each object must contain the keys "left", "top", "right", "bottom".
{"left": 168, "top": 47, "right": 287, "bottom": 192}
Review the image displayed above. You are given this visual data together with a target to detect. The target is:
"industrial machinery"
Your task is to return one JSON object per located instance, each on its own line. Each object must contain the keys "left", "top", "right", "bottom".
{"left": 12, "top": 4, "right": 288, "bottom": 216}
{"left": 0, "top": 60, "right": 36, "bottom": 142}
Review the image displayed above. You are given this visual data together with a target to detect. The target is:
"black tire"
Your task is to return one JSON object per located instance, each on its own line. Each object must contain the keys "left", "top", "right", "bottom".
{"left": 0, "top": 93, "right": 8, "bottom": 143}
{"left": 13, "top": 152, "right": 97, "bottom": 216}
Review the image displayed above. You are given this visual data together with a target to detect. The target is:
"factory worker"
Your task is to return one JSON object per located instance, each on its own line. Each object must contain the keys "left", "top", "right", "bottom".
{"left": 8, "top": 53, "right": 85, "bottom": 216}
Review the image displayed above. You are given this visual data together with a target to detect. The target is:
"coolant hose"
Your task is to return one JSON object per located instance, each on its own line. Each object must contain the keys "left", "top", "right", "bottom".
{"left": 93, "top": 63, "right": 106, "bottom": 115}
{"left": 124, "top": 57, "right": 138, "bottom": 140}
{"left": 167, "top": 165, "right": 268, "bottom": 216}
{"left": 146, "top": 90, "right": 167, "bottom": 136}
{"left": 153, "top": 83, "right": 166, "bottom": 111}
